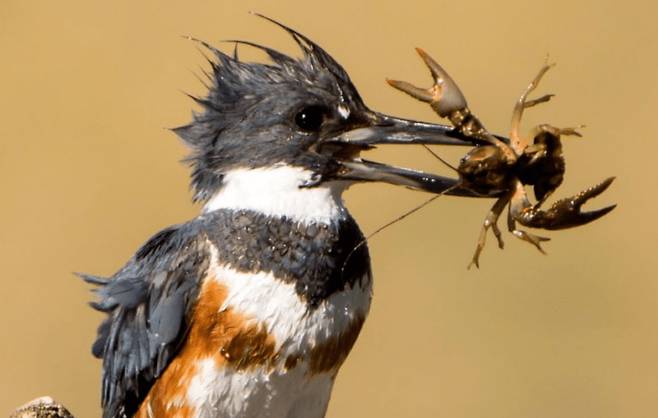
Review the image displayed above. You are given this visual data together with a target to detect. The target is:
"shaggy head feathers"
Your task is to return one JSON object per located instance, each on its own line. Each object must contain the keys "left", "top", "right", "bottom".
{"left": 174, "top": 16, "right": 365, "bottom": 201}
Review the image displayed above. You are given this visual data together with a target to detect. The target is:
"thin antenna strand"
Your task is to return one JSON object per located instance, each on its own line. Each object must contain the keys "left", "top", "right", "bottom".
{"left": 422, "top": 144, "right": 459, "bottom": 172}
{"left": 340, "top": 183, "right": 459, "bottom": 278}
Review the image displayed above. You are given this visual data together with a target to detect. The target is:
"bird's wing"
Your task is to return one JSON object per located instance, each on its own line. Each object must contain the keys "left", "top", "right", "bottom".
{"left": 81, "top": 221, "right": 211, "bottom": 418}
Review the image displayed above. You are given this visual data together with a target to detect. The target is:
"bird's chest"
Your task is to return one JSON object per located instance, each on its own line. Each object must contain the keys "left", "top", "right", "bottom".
{"left": 178, "top": 262, "right": 372, "bottom": 418}
{"left": 202, "top": 208, "right": 371, "bottom": 306}
{"left": 139, "top": 211, "right": 372, "bottom": 418}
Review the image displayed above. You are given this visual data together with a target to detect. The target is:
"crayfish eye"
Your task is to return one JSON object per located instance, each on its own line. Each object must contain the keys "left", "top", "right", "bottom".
{"left": 294, "top": 105, "right": 328, "bottom": 132}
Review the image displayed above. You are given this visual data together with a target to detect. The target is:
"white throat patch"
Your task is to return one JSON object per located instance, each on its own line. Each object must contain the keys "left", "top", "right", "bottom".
{"left": 203, "top": 166, "right": 350, "bottom": 224}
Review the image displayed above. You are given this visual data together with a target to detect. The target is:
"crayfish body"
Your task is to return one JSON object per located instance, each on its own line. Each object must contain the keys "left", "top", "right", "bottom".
{"left": 388, "top": 49, "right": 616, "bottom": 268}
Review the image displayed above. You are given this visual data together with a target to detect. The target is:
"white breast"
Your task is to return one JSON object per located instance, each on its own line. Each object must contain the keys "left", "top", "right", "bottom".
{"left": 184, "top": 246, "right": 372, "bottom": 418}
{"left": 188, "top": 359, "right": 336, "bottom": 418}
{"left": 213, "top": 263, "right": 372, "bottom": 358}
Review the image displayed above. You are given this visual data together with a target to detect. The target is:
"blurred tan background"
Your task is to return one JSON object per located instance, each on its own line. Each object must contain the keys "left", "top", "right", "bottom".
{"left": 1, "top": 0, "right": 657, "bottom": 417}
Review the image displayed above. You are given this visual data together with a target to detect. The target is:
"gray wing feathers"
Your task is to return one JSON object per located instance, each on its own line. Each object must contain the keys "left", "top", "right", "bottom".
{"left": 80, "top": 222, "right": 210, "bottom": 418}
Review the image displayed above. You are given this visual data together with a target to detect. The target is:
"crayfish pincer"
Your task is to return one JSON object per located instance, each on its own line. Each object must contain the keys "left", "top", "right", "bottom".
{"left": 388, "top": 48, "right": 616, "bottom": 268}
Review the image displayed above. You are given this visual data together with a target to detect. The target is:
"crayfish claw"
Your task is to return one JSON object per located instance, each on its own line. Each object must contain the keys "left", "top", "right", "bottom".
{"left": 576, "top": 176, "right": 615, "bottom": 202}
{"left": 575, "top": 203, "right": 617, "bottom": 226}
{"left": 415, "top": 48, "right": 467, "bottom": 117}
{"left": 542, "top": 177, "right": 616, "bottom": 230}
{"left": 388, "top": 48, "right": 468, "bottom": 118}
{"left": 386, "top": 79, "right": 434, "bottom": 103}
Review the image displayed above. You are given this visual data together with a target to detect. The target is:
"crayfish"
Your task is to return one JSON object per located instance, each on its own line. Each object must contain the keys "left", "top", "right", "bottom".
{"left": 388, "top": 49, "right": 616, "bottom": 268}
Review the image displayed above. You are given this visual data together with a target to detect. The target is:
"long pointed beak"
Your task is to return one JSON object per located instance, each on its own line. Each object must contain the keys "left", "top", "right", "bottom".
{"left": 337, "top": 159, "right": 485, "bottom": 197}
{"left": 332, "top": 112, "right": 474, "bottom": 147}
{"left": 319, "top": 112, "right": 500, "bottom": 197}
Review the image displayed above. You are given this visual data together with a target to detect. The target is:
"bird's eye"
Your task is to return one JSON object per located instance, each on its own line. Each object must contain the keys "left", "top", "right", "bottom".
{"left": 294, "top": 105, "right": 327, "bottom": 132}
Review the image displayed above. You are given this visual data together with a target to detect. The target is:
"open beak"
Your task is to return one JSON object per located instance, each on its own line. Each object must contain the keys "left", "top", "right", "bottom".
{"left": 320, "top": 111, "right": 494, "bottom": 197}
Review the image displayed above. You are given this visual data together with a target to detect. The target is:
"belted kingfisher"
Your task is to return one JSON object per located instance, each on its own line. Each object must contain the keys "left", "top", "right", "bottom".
{"left": 82, "top": 15, "right": 475, "bottom": 418}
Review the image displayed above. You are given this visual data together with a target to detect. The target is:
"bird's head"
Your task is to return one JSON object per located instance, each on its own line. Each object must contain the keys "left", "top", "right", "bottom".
{"left": 175, "top": 16, "right": 470, "bottom": 209}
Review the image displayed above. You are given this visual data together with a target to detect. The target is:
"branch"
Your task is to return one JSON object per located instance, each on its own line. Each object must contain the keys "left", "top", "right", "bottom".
{"left": 10, "top": 397, "right": 74, "bottom": 418}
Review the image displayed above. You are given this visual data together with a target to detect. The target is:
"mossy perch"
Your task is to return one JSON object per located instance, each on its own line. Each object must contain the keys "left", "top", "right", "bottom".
{"left": 10, "top": 397, "right": 74, "bottom": 418}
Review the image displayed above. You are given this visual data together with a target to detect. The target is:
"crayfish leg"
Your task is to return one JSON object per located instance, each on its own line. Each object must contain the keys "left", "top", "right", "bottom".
{"left": 508, "top": 221, "right": 551, "bottom": 254}
{"left": 468, "top": 195, "right": 508, "bottom": 269}
{"left": 507, "top": 181, "right": 551, "bottom": 253}
{"left": 528, "top": 123, "right": 584, "bottom": 140}
{"left": 510, "top": 61, "right": 556, "bottom": 154}
{"left": 523, "top": 94, "right": 554, "bottom": 109}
